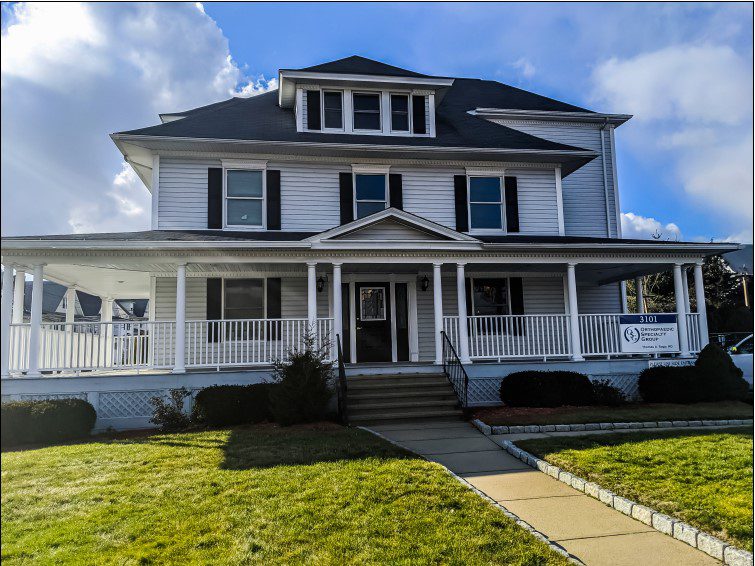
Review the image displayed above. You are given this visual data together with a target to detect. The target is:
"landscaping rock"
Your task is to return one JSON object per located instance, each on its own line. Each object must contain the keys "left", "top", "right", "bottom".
{"left": 651, "top": 513, "right": 675, "bottom": 535}
{"left": 612, "top": 496, "right": 633, "bottom": 515}
{"left": 526, "top": 455, "right": 539, "bottom": 467}
{"left": 598, "top": 488, "right": 614, "bottom": 506}
{"left": 628, "top": 422, "right": 644, "bottom": 429}
{"left": 584, "top": 423, "right": 601, "bottom": 431}
{"left": 671, "top": 420, "right": 689, "bottom": 427}
{"left": 541, "top": 425, "right": 556, "bottom": 433}
{"left": 570, "top": 476, "right": 586, "bottom": 491}
{"left": 508, "top": 426, "right": 525, "bottom": 434}
{"left": 524, "top": 425, "right": 540, "bottom": 433}
{"left": 697, "top": 533, "right": 728, "bottom": 561}
{"left": 714, "top": 419, "right": 732, "bottom": 426}
{"left": 491, "top": 426, "right": 508, "bottom": 435}
{"left": 546, "top": 464, "right": 560, "bottom": 479}
{"left": 688, "top": 420, "right": 703, "bottom": 427}
{"left": 558, "top": 471, "right": 573, "bottom": 485}
{"left": 724, "top": 546, "right": 753, "bottom": 566}
{"left": 657, "top": 421, "right": 673, "bottom": 428}
{"left": 599, "top": 422, "right": 614, "bottom": 430}
{"left": 508, "top": 446, "right": 522, "bottom": 459}
{"left": 613, "top": 422, "right": 630, "bottom": 430}
{"left": 536, "top": 460, "right": 549, "bottom": 473}
{"left": 472, "top": 419, "right": 492, "bottom": 435}
{"left": 631, "top": 504, "right": 654, "bottom": 526}
{"left": 569, "top": 424, "right": 586, "bottom": 431}
{"left": 584, "top": 482, "right": 600, "bottom": 498}
{"left": 701, "top": 420, "right": 718, "bottom": 426}
{"left": 673, "top": 522, "right": 699, "bottom": 546}
{"left": 641, "top": 421, "right": 657, "bottom": 428}
{"left": 555, "top": 424, "right": 570, "bottom": 432}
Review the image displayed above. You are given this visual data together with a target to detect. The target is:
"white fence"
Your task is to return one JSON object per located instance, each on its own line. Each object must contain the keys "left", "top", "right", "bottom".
{"left": 7, "top": 318, "right": 333, "bottom": 375}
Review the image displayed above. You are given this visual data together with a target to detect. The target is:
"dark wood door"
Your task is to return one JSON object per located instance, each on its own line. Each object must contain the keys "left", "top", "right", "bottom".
{"left": 355, "top": 282, "right": 392, "bottom": 362}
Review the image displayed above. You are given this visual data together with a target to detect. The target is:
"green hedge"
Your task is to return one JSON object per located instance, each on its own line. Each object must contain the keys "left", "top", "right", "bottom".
{"left": 193, "top": 384, "right": 276, "bottom": 427}
{"left": 499, "top": 371, "right": 594, "bottom": 407}
{"left": 1, "top": 398, "right": 97, "bottom": 448}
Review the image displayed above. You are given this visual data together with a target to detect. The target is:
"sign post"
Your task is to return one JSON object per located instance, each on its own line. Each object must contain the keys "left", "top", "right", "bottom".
{"left": 619, "top": 314, "right": 679, "bottom": 354}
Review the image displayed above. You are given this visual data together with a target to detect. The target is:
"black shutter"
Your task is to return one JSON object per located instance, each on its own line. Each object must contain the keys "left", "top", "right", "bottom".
{"left": 504, "top": 176, "right": 520, "bottom": 233}
{"left": 389, "top": 174, "right": 403, "bottom": 210}
{"left": 454, "top": 175, "right": 468, "bottom": 232}
{"left": 306, "top": 90, "right": 321, "bottom": 130}
{"left": 266, "top": 278, "right": 281, "bottom": 319}
{"left": 208, "top": 168, "right": 223, "bottom": 229}
{"left": 339, "top": 172, "right": 354, "bottom": 224}
{"left": 206, "top": 278, "right": 222, "bottom": 342}
{"left": 266, "top": 170, "right": 281, "bottom": 230}
{"left": 412, "top": 95, "right": 427, "bottom": 134}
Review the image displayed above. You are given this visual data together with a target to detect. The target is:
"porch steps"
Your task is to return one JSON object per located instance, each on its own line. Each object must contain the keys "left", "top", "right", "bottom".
{"left": 346, "top": 372, "right": 464, "bottom": 425}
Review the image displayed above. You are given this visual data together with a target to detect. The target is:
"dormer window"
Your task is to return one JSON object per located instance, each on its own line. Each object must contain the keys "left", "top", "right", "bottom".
{"left": 323, "top": 91, "right": 343, "bottom": 129}
{"left": 390, "top": 94, "right": 409, "bottom": 132}
{"left": 353, "top": 93, "right": 381, "bottom": 130}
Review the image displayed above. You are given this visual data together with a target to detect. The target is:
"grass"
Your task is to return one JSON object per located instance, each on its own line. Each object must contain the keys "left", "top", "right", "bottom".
{"left": 475, "top": 401, "right": 753, "bottom": 426}
{"left": 518, "top": 427, "right": 754, "bottom": 551}
{"left": 2, "top": 423, "right": 570, "bottom": 565}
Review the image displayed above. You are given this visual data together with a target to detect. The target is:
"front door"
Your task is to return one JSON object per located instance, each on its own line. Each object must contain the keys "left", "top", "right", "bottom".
{"left": 355, "top": 283, "right": 392, "bottom": 362}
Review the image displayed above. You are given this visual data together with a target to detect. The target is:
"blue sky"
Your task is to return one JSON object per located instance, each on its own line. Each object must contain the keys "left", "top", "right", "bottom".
{"left": 2, "top": 2, "right": 752, "bottom": 241}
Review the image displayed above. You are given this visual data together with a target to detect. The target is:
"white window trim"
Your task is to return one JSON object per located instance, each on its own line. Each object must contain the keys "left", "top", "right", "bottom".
{"left": 469, "top": 276, "right": 513, "bottom": 317}
{"left": 321, "top": 89, "right": 345, "bottom": 132}
{"left": 389, "top": 92, "right": 412, "bottom": 134}
{"left": 353, "top": 171, "right": 389, "bottom": 219}
{"left": 359, "top": 286, "right": 387, "bottom": 321}
{"left": 221, "top": 277, "right": 268, "bottom": 320}
{"left": 223, "top": 161, "right": 267, "bottom": 231}
{"left": 467, "top": 175, "right": 507, "bottom": 234}
{"left": 352, "top": 91, "right": 383, "bottom": 133}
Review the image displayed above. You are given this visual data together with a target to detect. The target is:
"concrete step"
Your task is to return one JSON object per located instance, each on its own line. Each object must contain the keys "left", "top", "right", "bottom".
{"left": 348, "top": 389, "right": 457, "bottom": 402}
{"left": 349, "top": 398, "right": 460, "bottom": 414}
{"left": 348, "top": 376, "right": 449, "bottom": 389}
{"left": 350, "top": 409, "right": 464, "bottom": 424}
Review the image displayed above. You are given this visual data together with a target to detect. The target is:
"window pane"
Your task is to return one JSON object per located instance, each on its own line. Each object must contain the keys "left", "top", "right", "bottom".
{"left": 354, "top": 112, "right": 380, "bottom": 130}
{"left": 224, "top": 279, "right": 264, "bottom": 319}
{"left": 469, "top": 177, "right": 501, "bottom": 202}
{"left": 227, "top": 199, "right": 262, "bottom": 226}
{"left": 323, "top": 92, "right": 343, "bottom": 128}
{"left": 357, "top": 201, "right": 386, "bottom": 218}
{"left": 360, "top": 287, "right": 386, "bottom": 321}
{"left": 470, "top": 203, "right": 502, "bottom": 229}
{"left": 391, "top": 95, "right": 409, "bottom": 131}
{"left": 227, "top": 170, "right": 263, "bottom": 197}
{"left": 473, "top": 279, "right": 509, "bottom": 316}
{"left": 353, "top": 93, "right": 380, "bottom": 111}
{"left": 355, "top": 174, "right": 386, "bottom": 200}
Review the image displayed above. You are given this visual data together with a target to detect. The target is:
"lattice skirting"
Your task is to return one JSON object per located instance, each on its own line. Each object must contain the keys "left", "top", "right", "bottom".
{"left": 467, "top": 373, "right": 641, "bottom": 406}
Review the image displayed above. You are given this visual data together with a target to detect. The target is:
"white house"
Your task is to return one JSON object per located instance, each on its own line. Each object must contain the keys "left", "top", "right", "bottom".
{"left": 0, "top": 56, "right": 738, "bottom": 428}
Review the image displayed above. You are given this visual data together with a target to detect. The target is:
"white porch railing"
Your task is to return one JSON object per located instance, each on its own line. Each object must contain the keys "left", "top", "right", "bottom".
{"left": 578, "top": 314, "right": 623, "bottom": 356}
{"left": 7, "top": 318, "right": 333, "bottom": 375}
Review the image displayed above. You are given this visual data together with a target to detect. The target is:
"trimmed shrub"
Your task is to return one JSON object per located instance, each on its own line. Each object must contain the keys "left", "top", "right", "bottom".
{"left": 695, "top": 343, "right": 749, "bottom": 401}
{"left": 193, "top": 383, "right": 276, "bottom": 427}
{"left": 269, "top": 334, "right": 333, "bottom": 425}
{"left": 499, "top": 371, "right": 594, "bottom": 407}
{"left": 150, "top": 388, "right": 192, "bottom": 431}
{"left": 591, "top": 379, "right": 627, "bottom": 406}
{"left": 1, "top": 398, "right": 96, "bottom": 448}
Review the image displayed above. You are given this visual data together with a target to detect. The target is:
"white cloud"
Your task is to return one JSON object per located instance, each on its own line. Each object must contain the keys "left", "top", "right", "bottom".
{"left": 591, "top": 44, "right": 753, "bottom": 240}
{"left": 621, "top": 212, "right": 682, "bottom": 241}
{"left": 512, "top": 57, "right": 536, "bottom": 79}
{"left": 1, "top": 2, "right": 273, "bottom": 236}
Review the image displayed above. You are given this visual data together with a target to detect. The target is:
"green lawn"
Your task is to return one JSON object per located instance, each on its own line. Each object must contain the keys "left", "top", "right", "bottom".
{"left": 518, "top": 427, "right": 754, "bottom": 551}
{"left": 475, "top": 401, "right": 753, "bottom": 426}
{"left": 2, "top": 424, "right": 570, "bottom": 565}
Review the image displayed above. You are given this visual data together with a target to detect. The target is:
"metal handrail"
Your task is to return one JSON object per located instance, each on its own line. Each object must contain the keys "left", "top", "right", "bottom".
{"left": 336, "top": 334, "right": 348, "bottom": 424}
{"left": 441, "top": 330, "right": 469, "bottom": 409}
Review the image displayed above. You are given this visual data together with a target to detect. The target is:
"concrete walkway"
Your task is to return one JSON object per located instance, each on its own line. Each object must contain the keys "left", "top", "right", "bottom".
{"left": 368, "top": 421, "right": 719, "bottom": 566}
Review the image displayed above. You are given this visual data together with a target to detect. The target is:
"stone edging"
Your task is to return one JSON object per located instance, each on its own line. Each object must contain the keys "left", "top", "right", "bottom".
{"left": 357, "top": 426, "right": 584, "bottom": 565}
{"left": 471, "top": 418, "right": 754, "bottom": 436}
{"left": 500, "top": 440, "right": 753, "bottom": 566}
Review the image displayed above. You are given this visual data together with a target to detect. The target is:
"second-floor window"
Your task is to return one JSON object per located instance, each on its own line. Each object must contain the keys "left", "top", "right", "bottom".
{"left": 353, "top": 93, "right": 381, "bottom": 130}
{"left": 390, "top": 94, "right": 409, "bottom": 132}
{"left": 468, "top": 176, "right": 504, "bottom": 231}
{"left": 226, "top": 169, "right": 264, "bottom": 228}
{"left": 323, "top": 91, "right": 343, "bottom": 129}
{"left": 354, "top": 173, "right": 387, "bottom": 218}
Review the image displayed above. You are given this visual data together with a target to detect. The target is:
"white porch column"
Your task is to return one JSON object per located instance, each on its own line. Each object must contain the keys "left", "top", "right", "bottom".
{"left": 27, "top": 264, "right": 45, "bottom": 377}
{"left": 432, "top": 263, "right": 444, "bottom": 365}
{"left": 100, "top": 297, "right": 114, "bottom": 323}
{"left": 566, "top": 263, "right": 583, "bottom": 361}
{"left": 673, "top": 263, "right": 691, "bottom": 357}
{"left": 332, "top": 263, "right": 343, "bottom": 351}
{"left": 635, "top": 276, "right": 645, "bottom": 313}
{"left": 173, "top": 263, "right": 186, "bottom": 373}
{"left": 456, "top": 263, "right": 471, "bottom": 363}
{"left": 1, "top": 266, "right": 15, "bottom": 378}
{"left": 307, "top": 262, "right": 317, "bottom": 330}
{"left": 65, "top": 287, "right": 77, "bottom": 324}
{"left": 100, "top": 297, "right": 114, "bottom": 367}
{"left": 681, "top": 267, "right": 690, "bottom": 313}
{"left": 694, "top": 262, "right": 709, "bottom": 348}
{"left": 12, "top": 269, "right": 25, "bottom": 324}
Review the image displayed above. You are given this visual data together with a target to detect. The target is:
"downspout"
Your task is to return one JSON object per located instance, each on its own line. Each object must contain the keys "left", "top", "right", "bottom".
{"left": 599, "top": 118, "right": 612, "bottom": 237}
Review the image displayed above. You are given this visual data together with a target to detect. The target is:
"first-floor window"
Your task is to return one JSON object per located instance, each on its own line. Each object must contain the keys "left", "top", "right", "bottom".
{"left": 471, "top": 278, "right": 510, "bottom": 316}
{"left": 224, "top": 279, "right": 264, "bottom": 319}
{"left": 469, "top": 176, "right": 504, "bottom": 230}
{"left": 226, "top": 169, "right": 264, "bottom": 227}
{"left": 354, "top": 173, "right": 387, "bottom": 218}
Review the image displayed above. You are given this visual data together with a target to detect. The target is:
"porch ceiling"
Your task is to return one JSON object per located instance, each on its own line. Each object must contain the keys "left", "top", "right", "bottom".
{"left": 42, "top": 264, "right": 151, "bottom": 299}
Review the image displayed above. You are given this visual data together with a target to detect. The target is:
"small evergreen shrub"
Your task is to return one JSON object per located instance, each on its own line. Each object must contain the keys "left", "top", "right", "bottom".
{"left": 1, "top": 398, "right": 96, "bottom": 448}
{"left": 150, "top": 388, "right": 191, "bottom": 431}
{"left": 193, "top": 383, "right": 276, "bottom": 427}
{"left": 499, "top": 371, "right": 594, "bottom": 407}
{"left": 269, "top": 334, "right": 334, "bottom": 425}
{"left": 591, "top": 379, "right": 627, "bottom": 406}
{"left": 638, "top": 366, "right": 702, "bottom": 403}
{"left": 695, "top": 343, "right": 749, "bottom": 401}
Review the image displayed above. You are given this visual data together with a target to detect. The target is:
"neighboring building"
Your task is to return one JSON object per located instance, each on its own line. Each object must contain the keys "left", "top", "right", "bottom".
{"left": 0, "top": 56, "right": 739, "bottom": 428}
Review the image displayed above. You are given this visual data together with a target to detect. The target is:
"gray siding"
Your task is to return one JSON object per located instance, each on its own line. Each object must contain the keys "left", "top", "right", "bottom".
{"left": 278, "top": 162, "right": 345, "bottom": 231}
{"left": 158, "top": 158, "right": 218, "bottom": 230}
{"left": 397, "top": 167, "right": 460, "bottom": 228}
{"left": 508, "top": 168, "right": 560, "bottom": 235}
{"left": 490, "top": 120, "right": 618, "bottom": 237}
{"left": 577, "top": 282, "right": 623, "bottom": 313}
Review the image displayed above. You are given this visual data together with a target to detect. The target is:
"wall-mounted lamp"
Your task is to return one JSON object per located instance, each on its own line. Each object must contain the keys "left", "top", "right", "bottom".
{"left": 420, "top": 275, "right": 430, "bottom": 292}
{"left": 317, "top": 275, "right": 328, "bottom": 293}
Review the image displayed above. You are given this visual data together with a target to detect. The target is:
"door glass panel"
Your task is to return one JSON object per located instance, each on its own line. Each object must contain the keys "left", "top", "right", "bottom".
{"left": 360, "top": 287, "right": 386, "bottom": 321}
